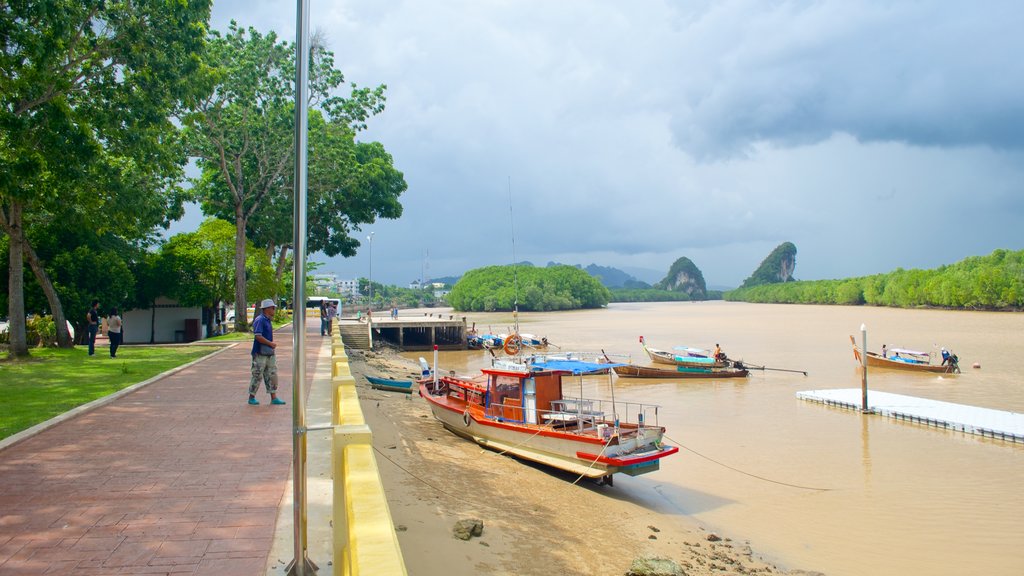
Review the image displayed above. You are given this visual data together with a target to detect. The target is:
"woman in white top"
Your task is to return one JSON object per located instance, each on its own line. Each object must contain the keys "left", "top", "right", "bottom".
{"left": 107, "top": 308, "right": 123, "bottom": 358}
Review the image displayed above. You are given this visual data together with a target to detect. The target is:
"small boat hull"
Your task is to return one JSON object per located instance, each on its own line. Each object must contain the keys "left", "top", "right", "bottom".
{"left": 613, "top": 364, "right": 749, "bottom": 379}
{"left": 366, "top": 376, "right": 415, "bottom": 393}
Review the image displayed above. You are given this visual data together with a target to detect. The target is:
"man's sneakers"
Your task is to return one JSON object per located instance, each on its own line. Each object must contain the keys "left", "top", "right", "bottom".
{"left": 248, "top": 396, "right": 285, "bottom": 405}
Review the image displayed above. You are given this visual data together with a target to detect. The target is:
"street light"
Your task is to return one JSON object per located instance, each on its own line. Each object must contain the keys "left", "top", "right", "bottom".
{"left": 367, "top": 232, "right": 375, "bottom": 312}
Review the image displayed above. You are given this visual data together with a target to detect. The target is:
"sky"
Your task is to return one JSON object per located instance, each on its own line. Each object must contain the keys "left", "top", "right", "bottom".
{"left": 170, "top": 0, "right": 1024, "bottom": 288}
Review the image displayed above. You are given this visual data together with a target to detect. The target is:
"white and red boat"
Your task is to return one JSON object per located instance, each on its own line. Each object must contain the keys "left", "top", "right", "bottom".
{"left": 418, "top": 358, "right": 678, "bottom": 484}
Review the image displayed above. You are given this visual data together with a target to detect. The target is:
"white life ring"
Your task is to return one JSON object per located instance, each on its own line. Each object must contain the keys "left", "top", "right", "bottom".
{"left": 462, "top": 410, "right": 472, "bottom": 426}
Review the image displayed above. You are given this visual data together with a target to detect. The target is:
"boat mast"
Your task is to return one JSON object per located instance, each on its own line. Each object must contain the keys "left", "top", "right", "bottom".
{"left": 508, "top": 177, "right": 520, "bottom": 337}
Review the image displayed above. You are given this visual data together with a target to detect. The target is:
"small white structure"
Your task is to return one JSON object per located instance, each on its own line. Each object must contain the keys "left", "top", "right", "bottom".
{"left": 122, "top": 296, "right": 206, "bottom": 344}
{"left": 797, "top": 389, "right": 1024, "bottom": 443}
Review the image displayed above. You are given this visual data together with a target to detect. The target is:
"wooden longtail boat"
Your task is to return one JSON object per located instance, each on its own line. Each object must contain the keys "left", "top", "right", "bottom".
{"left": 366, "top": 375, "right": 415, "bottom": 393}
{"left": 419, "top": 359, "right": 678, "bottom": 484}
{"left": 640, "top": 336, "right": 729, "bottom": 369}
{"left": 849, "top": 336, "right": 959, "bottom": 374}
{"left": 612, "top": 364, "right": 749, "bottom": 379}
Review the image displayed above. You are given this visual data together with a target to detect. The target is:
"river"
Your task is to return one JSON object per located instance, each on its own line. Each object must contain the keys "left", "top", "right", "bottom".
{"left": 403, "top": 301, "right": 1024, "bottom": 576}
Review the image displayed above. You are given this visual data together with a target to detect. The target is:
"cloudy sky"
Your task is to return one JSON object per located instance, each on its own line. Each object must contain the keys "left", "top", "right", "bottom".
{"left": 177, "top": 0, "right": 1024, "bottom": 288}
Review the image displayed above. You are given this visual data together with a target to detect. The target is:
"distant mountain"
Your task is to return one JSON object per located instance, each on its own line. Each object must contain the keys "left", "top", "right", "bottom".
{"left": 655, "top": 257, "right": 707, "bottom": 298}
{"left": 545, "top": 261, "right": 650, "bottom": 289}
{"left": 740, "top": 242, "right": 797, "bottom": 288}
{"left": 430, "top": 275, "right": 461, "bottom": 286}
{"left": 619, "top": 266, "right": 664, "bottom": 285}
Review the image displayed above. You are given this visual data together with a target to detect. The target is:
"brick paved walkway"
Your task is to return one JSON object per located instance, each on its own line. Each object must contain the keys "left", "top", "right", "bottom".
{"left": 0, "top": 324, "right": 322, "bottom": 575}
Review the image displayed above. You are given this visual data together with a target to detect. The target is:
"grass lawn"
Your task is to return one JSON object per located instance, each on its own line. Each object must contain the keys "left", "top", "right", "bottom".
{"left": 0, "top": 345, "right": 221, "bottom": 440}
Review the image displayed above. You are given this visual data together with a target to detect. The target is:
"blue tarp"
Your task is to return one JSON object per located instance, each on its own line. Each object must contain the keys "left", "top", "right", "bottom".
{"left": 529, "top": 360, "right": 623, "bottom": 374}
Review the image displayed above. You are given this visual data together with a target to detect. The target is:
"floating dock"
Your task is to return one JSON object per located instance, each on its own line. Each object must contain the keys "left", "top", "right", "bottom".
{"left": 796, "top": 389, "right": 1024, "bottom": 443}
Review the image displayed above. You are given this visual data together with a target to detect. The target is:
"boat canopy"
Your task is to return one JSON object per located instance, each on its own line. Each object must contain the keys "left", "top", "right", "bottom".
{"left": 529, "top": 359, "right": 623, "bottom": 374}
{"left": 889, "top": 348, "right": 929, "bottom": 356}
{"left": 672, "top": 345, "right": 709, "bottom": 356}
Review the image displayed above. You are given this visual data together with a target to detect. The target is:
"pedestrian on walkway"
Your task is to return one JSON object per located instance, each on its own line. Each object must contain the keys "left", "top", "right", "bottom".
{"left": 107, "top": 307, "right": 123, "bottom": 358}
{"left": 249, "top": 298, "right": 286, "bottom": 406}
{"left": 328, "top": 301, "right": 337, "bottom": 335}
{"left": 86, "top": 300, "right": 101, "bottom": 356}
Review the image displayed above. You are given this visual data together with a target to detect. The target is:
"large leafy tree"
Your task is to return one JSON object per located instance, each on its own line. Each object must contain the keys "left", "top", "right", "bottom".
{"left": 0, "top": 0, "right": 210, "bottom": 357}
{"left": 184, "top": 23, "right": 404, "bottom": 332}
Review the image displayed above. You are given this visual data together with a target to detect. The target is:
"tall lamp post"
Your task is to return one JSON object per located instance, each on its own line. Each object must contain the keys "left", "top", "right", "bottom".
{"left": 367, "top": 232, "right": 375, "bottom": 312}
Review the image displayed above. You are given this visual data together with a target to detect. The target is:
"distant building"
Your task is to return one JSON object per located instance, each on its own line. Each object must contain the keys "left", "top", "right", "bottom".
{"left": 311, "top": 273, "right": 337, "bottom": 292}
{"left": 338, "top": 279, "right": 359, "bottom": 298}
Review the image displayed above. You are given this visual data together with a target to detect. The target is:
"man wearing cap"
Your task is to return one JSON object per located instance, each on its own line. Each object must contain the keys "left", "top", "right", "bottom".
{"left": 249, "top": 298, "right": 286, "bottom": 406}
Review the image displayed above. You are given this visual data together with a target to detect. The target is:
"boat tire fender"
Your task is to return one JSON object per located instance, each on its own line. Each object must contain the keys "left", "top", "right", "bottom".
{"left": 462, "top": 410, "right": 471, "bottom": 427}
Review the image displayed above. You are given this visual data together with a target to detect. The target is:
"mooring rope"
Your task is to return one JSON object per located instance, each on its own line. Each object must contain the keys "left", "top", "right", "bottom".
{"left": 663, "top": 433, "right": 833, "bottom": 491}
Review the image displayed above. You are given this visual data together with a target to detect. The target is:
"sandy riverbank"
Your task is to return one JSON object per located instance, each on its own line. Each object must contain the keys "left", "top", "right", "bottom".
{"left": 348, "top": 348, "right": 824, "bottom": 576}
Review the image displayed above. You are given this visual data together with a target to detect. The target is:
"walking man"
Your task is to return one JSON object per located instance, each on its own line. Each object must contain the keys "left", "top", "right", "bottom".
{"left": 249, "top": 298, "right": 286, "bottom": 406}
{"left": 86, "top": 299, "right": 101, "bottom": 356}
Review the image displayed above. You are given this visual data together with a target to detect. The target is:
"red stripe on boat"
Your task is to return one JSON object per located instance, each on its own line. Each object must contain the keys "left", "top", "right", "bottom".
{"left": 576, "top": 446, "right": 679, "bottom": 466}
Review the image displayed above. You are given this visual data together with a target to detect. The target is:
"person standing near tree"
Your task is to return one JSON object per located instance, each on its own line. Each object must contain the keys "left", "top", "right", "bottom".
{"left": 86, "top": 300, "right": 101, "bottom": 356}
{"left": 107, "top": 308, "right": 123, "bottom": 358}
{"left": 249, "top": 298, "right": 285, "bottom": 406}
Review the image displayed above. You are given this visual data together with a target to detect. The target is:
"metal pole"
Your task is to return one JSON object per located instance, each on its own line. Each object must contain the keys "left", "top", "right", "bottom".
{"left": 367, "top": 232, "right": 374, "bottom": 312}
{"left": 288, "top": 0, "right": 315, "bottom": 573}
{"left": 860, "top": 323, "right": 869, "bottom": 413}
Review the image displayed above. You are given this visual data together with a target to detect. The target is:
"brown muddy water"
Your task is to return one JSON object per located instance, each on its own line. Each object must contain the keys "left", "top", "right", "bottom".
{"left": 402, "top": 302, "right": 1023, "bottom": 576}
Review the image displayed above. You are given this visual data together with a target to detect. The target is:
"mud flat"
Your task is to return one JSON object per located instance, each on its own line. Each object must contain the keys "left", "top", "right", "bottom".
{"left": 349, "top": 348, "right": 824, "bottom": 576}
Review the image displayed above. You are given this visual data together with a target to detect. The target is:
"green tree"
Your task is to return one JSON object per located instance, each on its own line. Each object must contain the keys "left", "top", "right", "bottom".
{"left": 184, "top": 23, "right": 399, "bottom": 332}
{"left": 448, "top": 265, "right": 610, "bottom": 312}
{"left": 0, "top": 0, "right": 210, "bottom": 357}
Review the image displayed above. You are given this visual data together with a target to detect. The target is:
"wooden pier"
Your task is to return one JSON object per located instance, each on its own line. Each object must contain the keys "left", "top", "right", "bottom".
{"left": 797, "top": 389, "right": 1024, "bottom": 443}
{"left": 337, "top": 313, "right": 467, "bottom": 351}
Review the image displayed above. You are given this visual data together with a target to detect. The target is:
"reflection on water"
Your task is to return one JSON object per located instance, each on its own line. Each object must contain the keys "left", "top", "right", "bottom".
{"left": 403, "top": 302, "right": 1024, "bottom": 576}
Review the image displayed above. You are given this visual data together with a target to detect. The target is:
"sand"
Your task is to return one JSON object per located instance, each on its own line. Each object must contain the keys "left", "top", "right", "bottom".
{"left": 349, "top": 348, "right": 822, "bottom": 576}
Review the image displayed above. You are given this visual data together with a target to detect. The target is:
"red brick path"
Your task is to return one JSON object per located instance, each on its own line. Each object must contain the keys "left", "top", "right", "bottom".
{"left": 0, "top": 325, "right": 320, "bottom": 575}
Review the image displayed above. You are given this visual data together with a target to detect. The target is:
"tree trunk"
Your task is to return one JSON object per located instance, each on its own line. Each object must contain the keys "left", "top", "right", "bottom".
{"left": 233, "top": 213, "right": 249, "bottom": 332}
{"left": 275, "top": 244, "right": 290, "bottom": 285}
{"left": 22, "top": 241, "right": 73, "bottom": 348}
{"left": 149, "top": 303, "right": 156, "bottom": 344}
{"left": 3, "top": 200, "right": 29, "bottom": 357}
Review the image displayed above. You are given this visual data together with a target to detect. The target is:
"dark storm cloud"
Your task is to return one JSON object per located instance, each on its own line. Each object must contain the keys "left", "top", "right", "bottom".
{"left": 192, "top": 0, "right": 1024, "bottom": 287}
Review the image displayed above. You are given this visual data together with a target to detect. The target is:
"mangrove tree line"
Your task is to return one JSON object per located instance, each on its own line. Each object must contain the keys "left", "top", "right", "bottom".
{"left": 724, "top": 248, "right": 1023, "bottom": 309}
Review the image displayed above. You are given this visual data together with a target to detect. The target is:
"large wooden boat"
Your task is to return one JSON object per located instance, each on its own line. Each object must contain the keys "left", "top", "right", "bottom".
{"left": 612, "top": 364, "right": 749, "bottom": 379}
{"left": 849, "top": 336, "right": 959, "bottom": 374}
{"left": 419, "top": 359, "right": 678, "bottom": 483}
{"left": 640, "top": 336, "right": 729, "bottom": 369}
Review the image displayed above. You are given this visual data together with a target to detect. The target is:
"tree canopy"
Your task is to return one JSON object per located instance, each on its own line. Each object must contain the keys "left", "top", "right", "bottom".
{"left": 1, "top": 0, "right": 211, "bottom": 356}
{"left": 447, "top": 265, "right": 610, "bottom": 312}
{"left": 184, "top": 22, "right": 405, "bottom": 331}
{"left": 725, "top": 248, "right": 1024, "bottom": 310}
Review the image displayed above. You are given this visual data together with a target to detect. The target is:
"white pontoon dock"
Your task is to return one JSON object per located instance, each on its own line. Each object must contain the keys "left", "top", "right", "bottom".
{"left": 796, "top": 389, "right": 1024, "bottom": 443}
